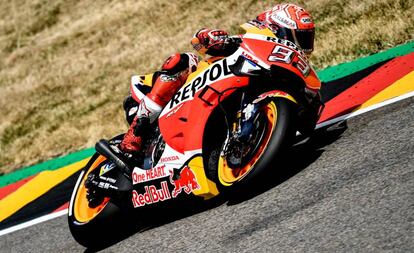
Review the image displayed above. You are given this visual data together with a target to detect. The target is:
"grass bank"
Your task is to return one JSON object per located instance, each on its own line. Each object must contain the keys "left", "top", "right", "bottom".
{"left": 0, "top": 0, "right": 413, "bottom": 174}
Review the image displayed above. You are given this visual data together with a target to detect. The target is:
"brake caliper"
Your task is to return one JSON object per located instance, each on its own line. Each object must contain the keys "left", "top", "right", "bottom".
{"left": 222, "top": 102, "right": 260, "bottom": 168}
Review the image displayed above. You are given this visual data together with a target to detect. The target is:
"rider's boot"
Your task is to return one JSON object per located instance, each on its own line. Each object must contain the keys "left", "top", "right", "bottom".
{"left": 120, "top": 96, "right": 162, "bottom": 163}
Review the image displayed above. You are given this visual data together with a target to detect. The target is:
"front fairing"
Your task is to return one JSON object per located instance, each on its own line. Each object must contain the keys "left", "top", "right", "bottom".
{"left": 233, "top": 33, "right": 321, "bottom": 90}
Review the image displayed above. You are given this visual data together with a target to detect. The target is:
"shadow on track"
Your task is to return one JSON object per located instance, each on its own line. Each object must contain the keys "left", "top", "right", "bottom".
{"left": 227, "top": 121, "right": 348, "bottom": 205}
{"left": 83, "top": 196, "right": 227, "bottom": 252}
{"left": 83, "top": 121, "right": 348, "bottom": 252}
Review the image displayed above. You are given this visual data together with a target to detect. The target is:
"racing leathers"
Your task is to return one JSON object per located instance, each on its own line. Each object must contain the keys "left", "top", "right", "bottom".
{"left": 120, "top": 52, "right": 199, "bottom": 154}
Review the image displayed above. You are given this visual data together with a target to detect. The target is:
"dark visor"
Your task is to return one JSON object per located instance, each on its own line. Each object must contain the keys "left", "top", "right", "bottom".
{"left": 295, "top": 28, "right": 315, "bottom": 53}
{"left": 275, "top": 26, "right": 315, "bottom": 53}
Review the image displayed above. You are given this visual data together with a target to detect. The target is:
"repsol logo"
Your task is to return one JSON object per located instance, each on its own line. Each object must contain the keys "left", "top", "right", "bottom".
{"left": 168, "top": 59, "right": 232, "bottom": 109}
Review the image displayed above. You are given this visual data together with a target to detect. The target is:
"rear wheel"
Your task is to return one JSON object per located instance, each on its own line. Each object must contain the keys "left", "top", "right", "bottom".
{"left": 208, "top": 98, "right": 295, "bottom": 188}
{"left": 68, "top": 154, "right": 130, "bottom": 248}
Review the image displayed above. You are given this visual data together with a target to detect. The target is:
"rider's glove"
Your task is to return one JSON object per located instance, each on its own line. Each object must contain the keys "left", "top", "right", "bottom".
{"left": 191, "top": 28, "right": 229, "bottom": 56}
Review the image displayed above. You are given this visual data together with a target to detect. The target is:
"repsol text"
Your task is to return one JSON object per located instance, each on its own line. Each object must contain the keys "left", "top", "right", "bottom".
{"left": 168, "top": 59, "right": 232, "bottom": 109}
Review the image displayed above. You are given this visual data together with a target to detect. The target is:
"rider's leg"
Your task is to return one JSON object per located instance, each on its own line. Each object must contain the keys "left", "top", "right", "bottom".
{"left": 120, "top": 53, "right": 196, "bottom": 154}
{"left": 120, "top": 96, "right": 162, "bottom": 154}
{"left": 119, "top": 73, "right": 184, "bottom": 154}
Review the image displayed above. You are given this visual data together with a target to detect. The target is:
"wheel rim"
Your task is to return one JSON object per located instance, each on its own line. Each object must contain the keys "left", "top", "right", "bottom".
{"left": 218, "top": 101, "right": 277, "bottom": 186}
{"left": 73, "top": 155, "right": 110, "bottom": 223}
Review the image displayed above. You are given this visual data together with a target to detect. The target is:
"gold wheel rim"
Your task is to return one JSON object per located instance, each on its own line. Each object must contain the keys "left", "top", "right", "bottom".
{"left": 218, "top": 102, "right": 277, "bottom": 186}
{"left": 73, "top": 155, "right": 110, "bottom": 223}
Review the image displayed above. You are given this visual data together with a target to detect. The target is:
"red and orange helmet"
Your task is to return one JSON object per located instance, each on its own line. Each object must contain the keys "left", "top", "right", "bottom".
{"left": 256, "top": 3, "right": 315, "bottom": 55}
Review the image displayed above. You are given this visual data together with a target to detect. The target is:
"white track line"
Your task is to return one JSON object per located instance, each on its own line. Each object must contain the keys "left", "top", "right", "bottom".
{"left": 0, "top": 209, "right": 67, "bottom": 237}
{"left": 0, "top": 91, "right": 413, "bottom": 237}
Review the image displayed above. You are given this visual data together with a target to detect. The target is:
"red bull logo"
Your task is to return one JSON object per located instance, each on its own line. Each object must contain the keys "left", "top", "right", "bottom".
{"left": 169, "top": 166, "right": 200, "bottom": 198}
{"left": 131, "top": 181, "right": 171, "bottom": 208}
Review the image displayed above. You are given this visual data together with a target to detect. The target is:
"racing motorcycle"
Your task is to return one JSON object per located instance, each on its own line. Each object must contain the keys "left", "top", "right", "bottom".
{"left": 68, "top": 23, "right": 323, "bottom": 247}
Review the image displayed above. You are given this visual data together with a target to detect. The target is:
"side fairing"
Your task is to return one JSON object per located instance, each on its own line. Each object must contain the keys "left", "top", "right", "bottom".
{"left": 158, "top": 58, "right": 249, "bottom": 154}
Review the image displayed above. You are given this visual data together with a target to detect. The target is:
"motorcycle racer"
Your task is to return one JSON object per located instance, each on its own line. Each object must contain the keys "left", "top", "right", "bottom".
{"left": 120, "top": 3, "right": 320, "bottom": 157}
{"left": 75, "top": 5, "right": 327, "bottom": 225}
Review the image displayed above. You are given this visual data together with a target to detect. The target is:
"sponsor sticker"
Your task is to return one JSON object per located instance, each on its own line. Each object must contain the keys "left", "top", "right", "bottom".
{"left": 169, "top": 166, "right": 200, "bottom": 198}
{"left": 160, "top": 155, "right": 180, "bottom": 163}
{"left": 132, "top": 181, "right": 171, "bottom": 207}
{"left": 301, "top": 16, "right": 312, "bottom": 24}
{"left": 160, "top": 74, "right": 179, "bottom": 82}
{"left": 99, "top": 162, "right": 116, "bottom": 176}
{"left": 266, "top": 36, "right": 301, "bottom": 52}
{"left": 242, "top": 51, "right": 259, "bottom": 64}
{"left": 271, "top": 13, "right": 297, "bottom": 29}
{"left": 167, "top": 59, "right": 232, "bottom": 110}
{"left": 131, "top": 166, "right": 201, "bottom": 208}
{"left": 132, "top": 165, "right": 167, "bottom": 184}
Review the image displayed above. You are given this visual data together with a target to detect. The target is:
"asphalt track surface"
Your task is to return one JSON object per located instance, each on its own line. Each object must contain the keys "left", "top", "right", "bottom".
{"left": 1, "top": 97, "right": 413, "bottom": 252}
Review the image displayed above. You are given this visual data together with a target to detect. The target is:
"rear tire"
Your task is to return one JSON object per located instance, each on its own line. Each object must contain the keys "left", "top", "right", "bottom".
{"left": 67, "top": 154, "right": 134, "bottom": 248}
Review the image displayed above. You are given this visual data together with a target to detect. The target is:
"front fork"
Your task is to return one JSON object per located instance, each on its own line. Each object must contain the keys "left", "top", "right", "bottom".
{"left": 222, "top": 92, "right": 259, "bottom": 160}
{"left": 235, "top": 92, "right": 260, "bottom": 141}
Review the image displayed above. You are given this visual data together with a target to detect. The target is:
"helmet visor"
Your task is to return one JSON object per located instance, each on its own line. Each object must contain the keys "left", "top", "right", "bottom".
{"left": 294, "top": 28, "right": 315, "bottom": 54}
{"left": 273, "top": 26, "right": 315, "bottom": 54}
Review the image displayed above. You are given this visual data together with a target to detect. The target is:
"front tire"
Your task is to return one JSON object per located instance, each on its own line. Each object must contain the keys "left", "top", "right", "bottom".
{"left": 208, "top": 98, "right": 295, "bottom": 188}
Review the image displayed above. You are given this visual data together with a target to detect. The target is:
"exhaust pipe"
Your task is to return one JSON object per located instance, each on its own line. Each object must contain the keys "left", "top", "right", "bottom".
{"left": 95, "top": 139, "right": 132, "bottom": 177}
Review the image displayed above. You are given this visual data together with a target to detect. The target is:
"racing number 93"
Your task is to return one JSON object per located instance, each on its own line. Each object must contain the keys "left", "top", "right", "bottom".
{"left": 268, "top": 45, "right": 310, "bottom": 76}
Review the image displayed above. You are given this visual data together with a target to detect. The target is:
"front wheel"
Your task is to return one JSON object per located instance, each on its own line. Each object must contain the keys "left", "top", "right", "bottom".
{"left": 208, "top": 98, "right": 296, "bottom": 188}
